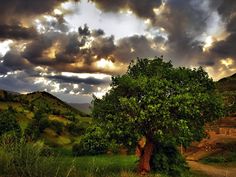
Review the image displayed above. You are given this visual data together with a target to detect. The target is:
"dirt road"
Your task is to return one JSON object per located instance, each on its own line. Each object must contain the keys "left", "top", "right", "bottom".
{"left": 188, "top": 161, "right": 236, "bottom": 177}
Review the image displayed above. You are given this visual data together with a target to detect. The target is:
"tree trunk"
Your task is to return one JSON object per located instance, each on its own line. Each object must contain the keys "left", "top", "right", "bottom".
{"left": 138, "top": 138, "right": 154, "bottom": 174}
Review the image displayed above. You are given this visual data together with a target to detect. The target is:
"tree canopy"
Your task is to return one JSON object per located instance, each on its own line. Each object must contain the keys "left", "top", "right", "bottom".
{"left": 93, "top": 57, "right": 223, "bottom": 146}
{"left": 92, "top": 57, "right": 224, "bottom": 173}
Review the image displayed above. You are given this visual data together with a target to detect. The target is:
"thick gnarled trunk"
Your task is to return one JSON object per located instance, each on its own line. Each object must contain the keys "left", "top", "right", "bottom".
{"left": 138, "top": 138, "right": 154, "bottom": 174}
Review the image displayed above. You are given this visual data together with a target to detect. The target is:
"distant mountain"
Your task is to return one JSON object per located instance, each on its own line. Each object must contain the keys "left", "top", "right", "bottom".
{"left": 216, "top": 73, "right": 236, "bottom": 92}
{"left": 69, "top": 103, "right": 91, "bottom": 115}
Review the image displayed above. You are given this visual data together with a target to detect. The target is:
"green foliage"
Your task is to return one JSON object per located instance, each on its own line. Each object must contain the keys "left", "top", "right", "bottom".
{"left": 50, "top": 120, "right": 64, "bottom": 135}
{"left": 66, "top": 122, "right": 86, "bottom": 135}
{"left": 151, "top": 142, "right": 188, "bottom": 177}
{"left": 0, "top": 108, "right": 21, "bottom": 136}
{"left": 221, "top": 91, "right": 236, "bottom": 116}
{"left": 216, "top": 73, "right": 236, "bottom": 116}
{"left": 24, "top": 110, "right": 49, "bottom": 140}
{"left": 38, "top": 117, "right": 51, "bottom": 132}
{"left": 24, "top": 121, "right": 41, "bottom": 140}
{"left": 93, "top": 57, "right": 224, "bottom": 148}
{"left": 92, "top": 57, "right": 224, "bottom": 174}
{"left": 72, "top": 126, "right": 109, "bottom": 156}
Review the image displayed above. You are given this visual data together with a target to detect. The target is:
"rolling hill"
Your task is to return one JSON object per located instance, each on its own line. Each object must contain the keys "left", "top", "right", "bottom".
{"left": 216, "top": 73, "right": 236, "bottom": 92}
{"left": 216, "top": 73, "right": 236, "bottom": 116}
{"left": 0, "top": 89, "right": 92, "bottom": 147}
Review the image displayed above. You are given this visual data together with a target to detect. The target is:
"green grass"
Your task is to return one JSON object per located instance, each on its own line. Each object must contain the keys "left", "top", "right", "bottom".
{"left": 36, "top": 155, "right": 208, "bottom": 177}
{"left": 0, "top": 141, "right": 208, "bottom": 177}
{"left": 48, "top": 115, "right": 72, "bottom": 124}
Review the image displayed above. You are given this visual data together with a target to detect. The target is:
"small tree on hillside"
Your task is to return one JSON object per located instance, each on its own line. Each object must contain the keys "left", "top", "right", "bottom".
{"left": 0, "top": 108, "right": 21, "bottom": 137}
{"left": 92, "top": 57, "right": 223, "bottom": 174}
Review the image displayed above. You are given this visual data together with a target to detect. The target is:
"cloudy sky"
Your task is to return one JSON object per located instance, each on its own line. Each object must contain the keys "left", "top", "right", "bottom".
{"left": 0, "top": 0, "right": 235, "bottom": 103}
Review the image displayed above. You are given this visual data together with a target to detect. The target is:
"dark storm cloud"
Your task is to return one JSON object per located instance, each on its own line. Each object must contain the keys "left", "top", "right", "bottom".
{"left": 91, "top": 36, "right": 116, "bottom": 59}
{"left": 206, "top": 0, "right": 236, "bottom": 66}
{"left": 0, "top": 0, "right": 78, "bottom": 39}
{"left": 114, "top": 35, "right": 159, "bottom": 63}
{"left": 0, "top": 71, "right": 45, "bottom": 92}
{"left": 22, "top": 32, "right": 59, "bottom": 65}
{"left": 227, "top": 16, "right": 236, "bottom": 33}
{"left": 0, "top": 64, "right": 10, "bottom": 74}
{"left": 92, "top": 0, "right": 212, "bottom": 66}
{"left": 22, "top": 30, "right": 85, "bottom": 66}
{"left": 78, "top": 24, "right": 91, "bottom": 36}
{"left": 91, "top": 0, "right": 236, "bottom": 69}
{"left": 210, "top": 33, "right": 236, "bottom": 59}
{"left": 2, "top": 49, "right": 32, "bottom": 70}
{"left": 40, "top": 15, "right": 69, "bottom": 33}
{"left": 153, "top": 0, "right": 209, "bottom": 65}
{"left": 0, "top": 0, "right": 70, "bottom": 23}
{"left": 0, "top": 23, "right": 168, "bottom": 74}
{"left": 46, "top": 75, "right": 111, "bottom": 85}
{"left": 216, "top": 0, "right": 236, "bottom": 19}
{"left": 0, "top": 25, "right": 38, "bottom": 40}
{"left": 198, "top": 59, "right": 215, "bottom": 67}
{"left": 92, "top": 29, "right": 105, "bottom": 37}
{"left": 90, "top": 0, "right": 162, "bottom": 19}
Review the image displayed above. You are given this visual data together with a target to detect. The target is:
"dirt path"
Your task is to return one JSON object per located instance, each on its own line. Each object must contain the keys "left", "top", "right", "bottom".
{"left": 188, "top": 161, "right": 236, "bottom": 177}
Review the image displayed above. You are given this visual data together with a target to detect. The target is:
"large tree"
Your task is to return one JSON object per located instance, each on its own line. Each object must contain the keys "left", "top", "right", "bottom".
{"left": 92, "top": 57, "right": 223, "bottom": 173}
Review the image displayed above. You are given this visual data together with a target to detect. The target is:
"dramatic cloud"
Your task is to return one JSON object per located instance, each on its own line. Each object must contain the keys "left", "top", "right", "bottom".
{"left": 46, "top": 75, "right": 111, "bottom": 85}
{"left": 0, "top": 25, "right": 38, "bottom": 40}
{"left": 0, "top": 0, "right": 71, "bottom": 23}
{"left": 0, "top": 0, "right": 236, "bottom": 102}
{"left": 90, "top": 0, "right": 162, "bottom": 19}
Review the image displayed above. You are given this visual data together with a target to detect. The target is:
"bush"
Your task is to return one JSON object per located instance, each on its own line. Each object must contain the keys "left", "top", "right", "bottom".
{"left": 151, "top": 142, "right": 188, "bottom": 177}
{"left": 66, "top": 122, "right": 86, "bottom": 135}
{"left": 39, "top": 117, "right": 51, "bottom": 133}
{"left": 50, "top": 120, "right": 64, "bottom": 135}
{"left": 72, "top": 126, "right": 109, "bottom": 156}
{"left": 24, "top": 121, "right": 41, "bottom": 141}
{"left": 0, "top": 109, "right": 21, "bottom": 136}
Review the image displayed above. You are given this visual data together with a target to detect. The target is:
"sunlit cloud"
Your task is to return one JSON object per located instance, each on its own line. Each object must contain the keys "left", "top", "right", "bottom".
{"left": 203, "top": 36, "right": 214, "bottom": 52}
{"left": 0, "top": 40, "right": 13, "bottom": 56}
{"left": 42, "top": 41, "right": 61, "bottom": 59}
{"left": 96, "top": 58, "right": 115, "bottom": 69}
{"left": 221, "top": 58, "right": 234, "bottom": 68}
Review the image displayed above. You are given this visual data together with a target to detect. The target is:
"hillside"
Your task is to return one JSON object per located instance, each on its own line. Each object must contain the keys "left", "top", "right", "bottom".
{"left": 216, "top": 73, "right": 236, "bottom": 92}
{"left": 216, "top": 73, "right": 236, "bottom": 116}
{"left": 0, "top": 89, "right": 92, "bottom": 147}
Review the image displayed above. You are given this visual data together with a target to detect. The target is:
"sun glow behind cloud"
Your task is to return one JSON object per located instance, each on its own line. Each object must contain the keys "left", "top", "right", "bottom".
{"left": 63, "top": 0, "right": 148, "bottom": 39}
{"left": 203, "top": 36, "right": 214, "bottom": 52}
{"left": 96, "top": 58, "right": 115, "bottom": 69}
{"left": 221, "top": 58, "right": 234, "bottom": 68}
{"left": 0, "top": 40, "right": 13, "bottom": 56}
{"left": 42, "top": 41, "right": 61, "bottom": 59}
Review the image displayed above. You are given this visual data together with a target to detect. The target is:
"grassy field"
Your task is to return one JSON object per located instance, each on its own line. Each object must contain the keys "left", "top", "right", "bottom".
{"left": 0, "top": 145, "right": 209, "bottom": 177}
{"left": 56, "top": 155, "right": 208, "bottom": 177}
